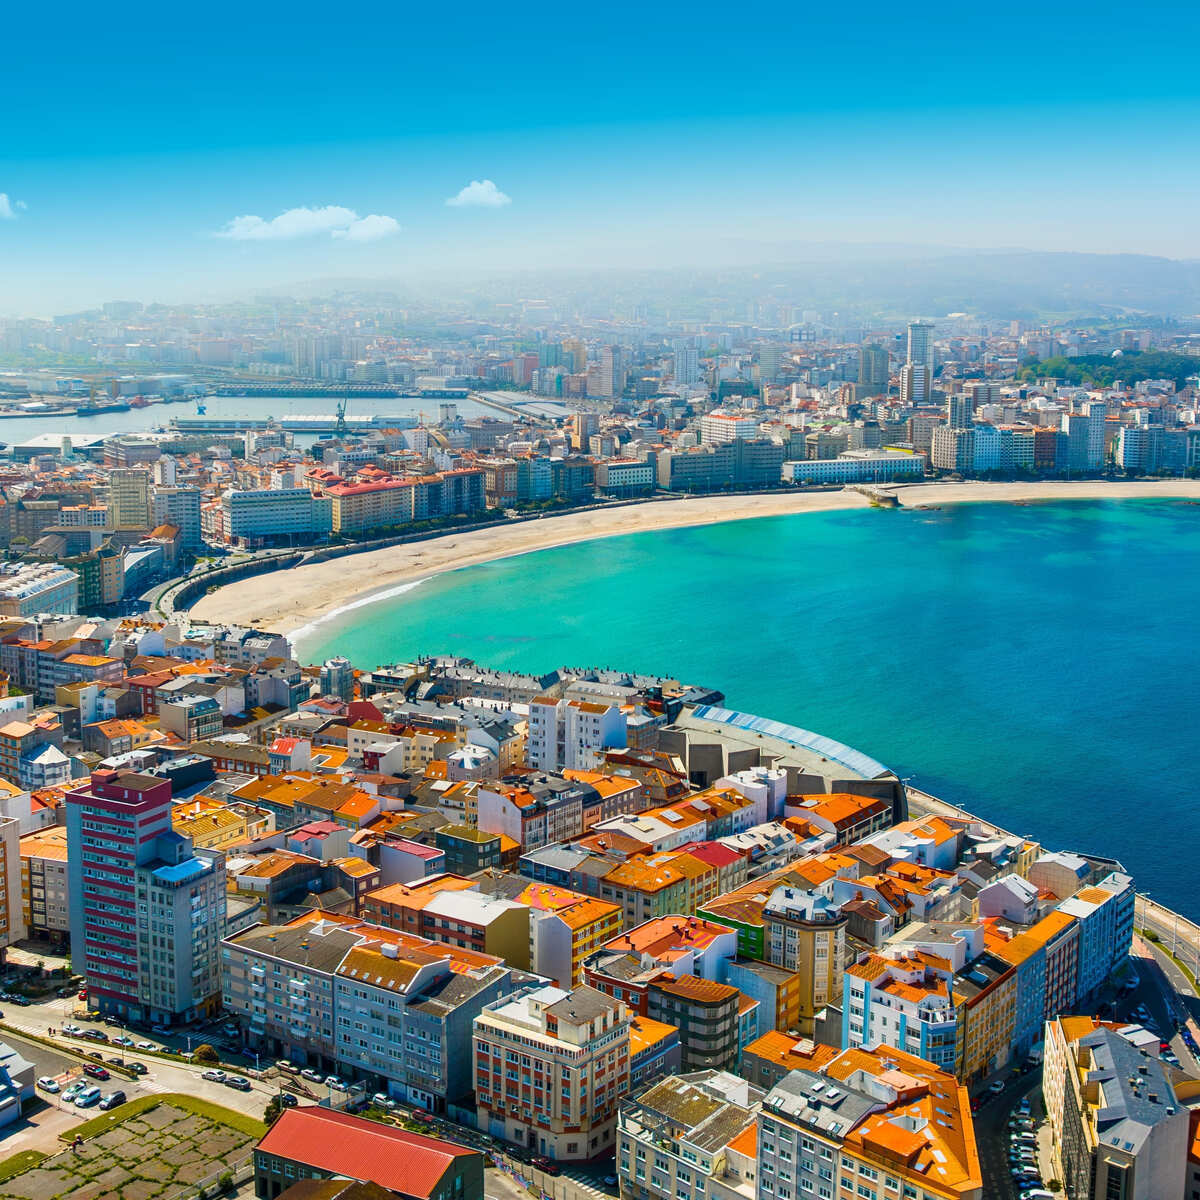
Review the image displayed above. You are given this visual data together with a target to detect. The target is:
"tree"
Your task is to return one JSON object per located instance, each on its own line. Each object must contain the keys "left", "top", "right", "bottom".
{"left": 192, "top": 1043, "right": 219, "bottom": 1064}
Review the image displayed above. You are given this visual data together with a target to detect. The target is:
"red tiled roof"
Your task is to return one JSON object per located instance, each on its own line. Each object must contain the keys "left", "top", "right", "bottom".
{"left": 256, "top": 1108, "right": 475, "bottom": 1199}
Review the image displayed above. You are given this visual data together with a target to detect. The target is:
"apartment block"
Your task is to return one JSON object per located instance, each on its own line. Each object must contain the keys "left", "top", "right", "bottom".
{"left": 66, "top": 769, "right": 224, "bottom": 1024}
{"left": 474, "top": 984, "right": 630, "bottom": 1160}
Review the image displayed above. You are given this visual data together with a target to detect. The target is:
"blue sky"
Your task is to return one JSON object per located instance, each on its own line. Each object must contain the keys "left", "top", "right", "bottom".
{"left": 3, "top": 0, "right": 1199, "bottom": 313}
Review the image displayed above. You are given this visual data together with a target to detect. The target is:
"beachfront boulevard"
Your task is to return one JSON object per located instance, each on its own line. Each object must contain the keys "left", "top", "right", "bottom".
{"left": 2, "top": 634, "right": 1197, "bottom": 1200}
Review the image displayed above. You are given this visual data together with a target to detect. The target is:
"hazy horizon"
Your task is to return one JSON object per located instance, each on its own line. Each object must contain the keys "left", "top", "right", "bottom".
{"left": 4, "top": 0, "right": 1200, "bottom": 315}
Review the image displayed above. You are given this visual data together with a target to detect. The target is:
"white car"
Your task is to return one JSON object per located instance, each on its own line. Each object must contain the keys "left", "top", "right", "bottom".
{"left": 75, "top": 1086, "right": 102, "bottom": 1108}
{"left": 62, "top": 1023, "right": 82, "bottom": 1035}
{"left": 37, "top": 1076, "right": 60, "bottom": 1093}
{"left": 136, "top": 1041, "right": 156, "bottom": 1051}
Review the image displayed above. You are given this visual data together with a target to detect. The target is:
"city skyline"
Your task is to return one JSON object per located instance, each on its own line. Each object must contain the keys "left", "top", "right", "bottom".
{"left": 4, "top": 0, "right": 1200, "bottom": 313}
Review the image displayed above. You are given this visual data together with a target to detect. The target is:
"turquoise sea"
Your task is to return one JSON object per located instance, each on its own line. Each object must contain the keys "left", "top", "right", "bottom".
{"left": 299, "top": 500, "right": 1200, "bottom": 916}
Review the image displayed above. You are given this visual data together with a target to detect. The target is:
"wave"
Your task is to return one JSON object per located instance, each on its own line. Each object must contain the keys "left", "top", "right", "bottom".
{"left": 290, "top": 577, "right": 431, "bottom": 651}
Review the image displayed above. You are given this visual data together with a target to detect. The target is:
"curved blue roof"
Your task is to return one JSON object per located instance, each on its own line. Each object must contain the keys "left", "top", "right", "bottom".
{"left": 688, "top": 705, "right": 891, "bottom": 780}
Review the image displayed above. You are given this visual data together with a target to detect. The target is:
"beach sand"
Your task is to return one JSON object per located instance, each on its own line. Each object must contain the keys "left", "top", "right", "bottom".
{"left": 187, "top": 479, "right": 1200, "bottom": 636}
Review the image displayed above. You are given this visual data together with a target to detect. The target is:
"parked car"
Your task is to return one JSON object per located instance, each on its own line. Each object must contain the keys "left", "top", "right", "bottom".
{"left": 987, "top": 1080, "right": 1005, "bottom": 1095}
{"left": 112, "top": 1035, "right": 135, "bottom": 1047}
{"left": 80, "top": 1029, "right": 108, "bottom": 1042}
{"left": 372, "top": 1093, "right": 390, "bottom": 1107}
{"left": 62, "top": 1023, "right": 82, "bottom": 1035}
{"left": 127, "top": 1062, "right": 148, "bottom": 1076}
{"left": 224, "top": 1076, "right": 251, "bottom": 1092}
{"left": 83, "top": 1064, "right": 110, "bottom": 1080}
{"left": 202, "top": 1069, "right": 226, "bottom": 1082}
{"left": 62, "top": 1083, "right": 84, "bottom": 1103}
{"left": 279, "top": 1093, "right": 298, "bottom": 1108}
{"left": 531, "top": 1157, "right": 560, "bottom": 1176}
{"left": 150, "top": 1024, "right": 170, "bottom": 1035}
{"left": 323, "top": 1075, "right": 346, "bottom": 1091}
{"left": 75, "top": 1086, "right": 103, "bottom": 1108}
{"left": 37, "top": 1076, "right": 60, "bottom": 1093}
{"left": 276, "top": 1060, "right": 297, "bottom": 1074}
{"left": 136, "top": 1041, "right": 156, "bottom": 1051}
{"left": 99, "top": 1090, "right": 127, "bottom": 1111}
{"left": 300, "top": 1068, "right": 322, "bottom": 1083}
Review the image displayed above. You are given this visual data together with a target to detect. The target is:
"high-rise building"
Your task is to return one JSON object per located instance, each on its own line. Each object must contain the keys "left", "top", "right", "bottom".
{"left": 561, "top": 338, "right": 588, "bottom": 374}
{"left": 152, "top": 487, "right": 203, "bottom": 549}
{"left": 858, "top": 344, "right": 889, "bottom": 395}
{"left": 672, "top": 339, "right": 700, "bottom": 386}
{"left": 757, "top": 343, "right": 783, "bottom": 383}
{"left": 66, "top": 769, "right": 225, "bottom": 1024}
{"left": 906, "top": 319, "right": 935, "bottom": 376}
{"left": 902, "top": 320, "right": 936, "bottom": 406}
{"left": 947, "top": 392, "right": 974, "bottom": 429}
{"left": 899, "top": 363, "right": 930, "bottom": 408}
{"left": 108, "top": 468, "right": 153, "bottom": 529}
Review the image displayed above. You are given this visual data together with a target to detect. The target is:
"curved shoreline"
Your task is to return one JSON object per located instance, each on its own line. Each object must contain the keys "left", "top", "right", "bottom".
{"left": 187, "top": 479, "right": 1200, "bottom": 640}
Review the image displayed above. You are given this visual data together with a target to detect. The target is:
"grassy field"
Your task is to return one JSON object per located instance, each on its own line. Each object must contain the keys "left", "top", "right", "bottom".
{"left": 0, "top": 1096, "right": 264, "bottom": 1200}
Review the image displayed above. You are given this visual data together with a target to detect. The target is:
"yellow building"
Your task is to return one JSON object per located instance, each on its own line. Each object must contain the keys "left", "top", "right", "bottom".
{"left": 19, "top": 824, "right": 67, "bottom": 945}
{"left": 172, "top": 797, "right": 249, "bottom": 849}
{"left": 0, "top": 816, "right": 26, "bottom": 952}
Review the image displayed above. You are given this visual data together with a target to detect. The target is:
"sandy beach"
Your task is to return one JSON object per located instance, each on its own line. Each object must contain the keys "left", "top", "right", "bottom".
{"left": 187, "top": 480, "right": 1200, "bottom": 638}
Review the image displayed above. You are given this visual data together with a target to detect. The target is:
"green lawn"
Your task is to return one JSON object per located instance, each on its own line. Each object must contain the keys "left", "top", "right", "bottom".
{"left": 64, "top": 1093, "right": 267, "bottom": 1142}
{"left": 0, "top": 1153, "right": 46, "bottom": 1184}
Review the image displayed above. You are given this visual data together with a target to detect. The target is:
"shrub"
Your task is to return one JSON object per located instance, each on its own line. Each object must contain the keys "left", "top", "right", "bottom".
{"left": 192, "top": 1044, "right": 219, "bottom": 1064}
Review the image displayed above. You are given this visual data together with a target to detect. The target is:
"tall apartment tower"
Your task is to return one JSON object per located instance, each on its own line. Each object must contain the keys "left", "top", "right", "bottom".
{"left": 66, "top": 770, "right": 225, "bottom": 1025}
{"left": 946, "top": 392, "right": 974, "bottom": 429}
{"left": 672, "top": 339, "right": 700, "bottom": 386}
{"left": 904, "top": 320, "right": 936, "bottom": 405}
{"left": 858, "top": 344, "right": 889, "bottom": 395}
{"left": 108, "top": 468, "right": 153, "bottom": 530}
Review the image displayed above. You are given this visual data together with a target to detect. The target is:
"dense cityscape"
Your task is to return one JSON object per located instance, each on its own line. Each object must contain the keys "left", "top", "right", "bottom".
{"left": 0, "top": 299, "right": 1191, "bottom": 1200}
{"left": 4, "top": 0, "right": 1200, "bottom": 1194}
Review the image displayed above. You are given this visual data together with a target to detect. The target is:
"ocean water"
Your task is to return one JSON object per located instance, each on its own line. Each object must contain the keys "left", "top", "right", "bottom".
{"left": 299, "top": 500, "right": 1200, "bottom": 915}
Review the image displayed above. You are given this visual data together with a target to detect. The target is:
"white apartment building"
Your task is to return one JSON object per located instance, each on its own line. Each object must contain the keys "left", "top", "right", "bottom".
{"left": 782, "top": 450, "right": 925, "bottom": 485}
{"left": 527, "top": 697, "right": 626, "bottom": 771}
{"left": 700, "top": 410, "right": 760, "bottom": 444}
{"left": 219, "top": 488, "right": 334, "bottom": 547}
{"left": 474, "top": 984, "right": 630, "bottom": 1160}
{"left": 842, "top": 951, "right": 959, "bottom": 1073}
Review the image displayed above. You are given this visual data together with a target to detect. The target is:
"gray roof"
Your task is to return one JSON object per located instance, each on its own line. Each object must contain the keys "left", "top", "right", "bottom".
{"left": 763, "top": 1068, "right": 876, "bottom": 1139}
{"left": 1081, "top": 1027, "right": 1182, "bottom": 1155}
{"left": 224, "top": 918, "right": 360, "bottom": 974}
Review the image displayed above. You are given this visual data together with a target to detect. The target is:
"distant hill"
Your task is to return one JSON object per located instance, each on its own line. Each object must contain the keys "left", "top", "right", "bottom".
{"left": 257, "top": 247, "right": 1200, "bottom": 321}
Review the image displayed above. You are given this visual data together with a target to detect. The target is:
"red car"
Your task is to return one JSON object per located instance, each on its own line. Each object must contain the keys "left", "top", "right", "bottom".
{"left": 83, "top": 1064, "right": 110, "bottom": 1080}
{"left": 78, "top": 989, "right": 88, "bottom": 1001}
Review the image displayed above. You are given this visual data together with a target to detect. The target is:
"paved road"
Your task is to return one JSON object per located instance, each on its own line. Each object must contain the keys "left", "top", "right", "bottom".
{"left": 0, "top": 994, "right": 274, "bottom": 1118}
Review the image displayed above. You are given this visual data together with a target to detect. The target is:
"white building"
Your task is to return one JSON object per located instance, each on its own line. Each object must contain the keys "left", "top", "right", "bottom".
{"left": 527, "top": 697, "right": 626, "bottom": 771}
{"left": 700, "top": 410, "right": 760, "bottom": 444}
{"left": 0, "top": 564, "right": 79, "bottom": 617}
{"left": 781, "top": 449, "right": 925, "bottom": 485}
{"left": 842, "top": 951, "right": 959, "bottom": 1072}
{"left": 219, "top": 488, "right": 334, "bottom": 547}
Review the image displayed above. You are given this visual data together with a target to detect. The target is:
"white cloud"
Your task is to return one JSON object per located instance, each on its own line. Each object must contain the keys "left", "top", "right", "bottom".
{"left": 215, "top": 205, "right": 400, "bottom": 242}
{"left": 331, "top": 213, "right": 402, "bottom": 242}
{"left": 0, "top": 194, "right": 25, "bottom": 220}
{"left": 446, "top": 179, "right": 511, "bottom": 208}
